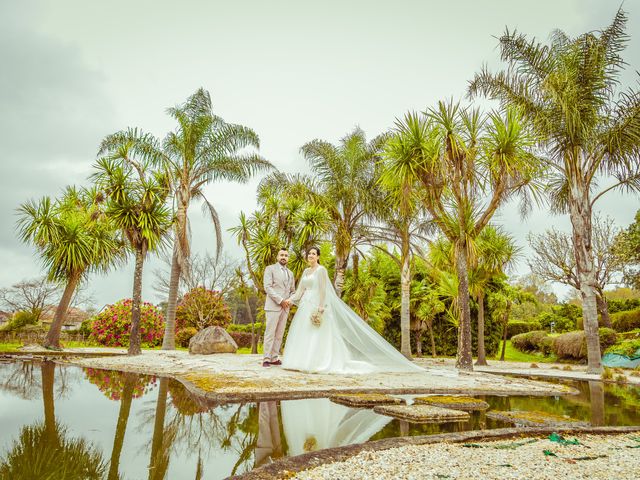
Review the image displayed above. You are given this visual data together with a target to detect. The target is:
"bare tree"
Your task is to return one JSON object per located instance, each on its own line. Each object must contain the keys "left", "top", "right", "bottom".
{"left": 153, "top": 251, "right": 239, "bottom": 301}
{"left": 0, "top": 277, "right": 60, "bottom": 320}
{"left": 528, "top": 215, "right": 622, "bottom": 327}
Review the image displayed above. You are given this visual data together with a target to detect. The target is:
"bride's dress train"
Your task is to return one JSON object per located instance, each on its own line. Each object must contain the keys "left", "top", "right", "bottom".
{"left": 282, "top": 266, "right": 453, "bottom": 375}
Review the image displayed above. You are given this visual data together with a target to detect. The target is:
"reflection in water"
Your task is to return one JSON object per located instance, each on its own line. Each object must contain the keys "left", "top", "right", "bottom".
{"left": 589, "top": 380, "right": 605, "bottom": 427}
{"left": 1, "top": 361, "right": 640, "bottom": 480}
{"left": 0, "top": 362, "right": 106, "bottom": 480}
{"left": 255, "top": 401, "right": 282, "bottom": 467}
{"left": 281, "top": 398, "right": 392, "bottom": 456}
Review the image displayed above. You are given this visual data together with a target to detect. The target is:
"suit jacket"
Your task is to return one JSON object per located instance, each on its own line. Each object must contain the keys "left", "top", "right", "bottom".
{"left": 263, "top": 263, "right": 296, "bottom": 312}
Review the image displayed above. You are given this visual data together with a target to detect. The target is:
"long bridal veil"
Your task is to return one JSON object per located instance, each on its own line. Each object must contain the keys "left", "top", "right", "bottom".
{"left": 320, "top": 267, "right": 424, "bottom": 373}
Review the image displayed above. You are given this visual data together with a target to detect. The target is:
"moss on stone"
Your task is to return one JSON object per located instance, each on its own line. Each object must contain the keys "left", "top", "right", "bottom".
{"left": 373, "top": 404, "right": 470, "bottom": 423}
{"left": 181, "top": 372, "right": 272, "bottom": 392}
{"left": 414, "top": 395, "right": 489, "bottom": 410}
{"left": 330, "top": 393, "right": 405, "bottom": 407}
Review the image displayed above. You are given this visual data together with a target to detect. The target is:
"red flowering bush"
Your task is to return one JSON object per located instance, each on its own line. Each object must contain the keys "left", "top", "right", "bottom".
{"left": 84, "top": 368, "right": 157, "bottom": 401}
{"left": 175, "top": 287, "right": 232, "bottom": 331}
{"left": 90, "top": 299, "right": 165, "bottom": 347}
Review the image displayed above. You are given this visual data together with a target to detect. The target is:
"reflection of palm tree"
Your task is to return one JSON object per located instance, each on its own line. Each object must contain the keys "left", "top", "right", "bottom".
{"left": 589, "top": 381, "right": 605, "bottom": 427}
{"left": 0, "top": 361, "right": 106, "bottom": 479}
{"left": 149, "top": 378, "right": 176, "bottom": 480}
{"left": 108, "top": 372, "right": 137, "bottom": 480}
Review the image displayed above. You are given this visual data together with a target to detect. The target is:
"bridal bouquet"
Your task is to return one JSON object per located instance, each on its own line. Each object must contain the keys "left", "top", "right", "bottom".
{"left": 310, "top": 308, "right": 323, "bottom": 327}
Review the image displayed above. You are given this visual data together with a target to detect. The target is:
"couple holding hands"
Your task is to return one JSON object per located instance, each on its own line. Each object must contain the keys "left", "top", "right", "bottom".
{"left": 262, "top": 247, "right": 422, "bottom": 374}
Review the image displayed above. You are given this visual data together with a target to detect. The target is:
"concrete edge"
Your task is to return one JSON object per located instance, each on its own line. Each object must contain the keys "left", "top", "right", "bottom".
{"left": 227, "top": 425, "right": 640, "bottom": 480}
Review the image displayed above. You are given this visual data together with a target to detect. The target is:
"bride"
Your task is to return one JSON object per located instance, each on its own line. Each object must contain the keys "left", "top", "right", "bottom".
{"left": 281, "top": 247, "right": 423, "bottom": 374}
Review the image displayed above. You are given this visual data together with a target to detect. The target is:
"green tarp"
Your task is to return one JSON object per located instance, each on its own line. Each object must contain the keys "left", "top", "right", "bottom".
{"left": 602, "top": 348, "right": 640, "bottom": 369}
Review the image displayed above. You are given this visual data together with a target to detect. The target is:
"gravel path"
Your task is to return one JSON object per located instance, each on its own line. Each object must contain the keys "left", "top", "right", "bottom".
{"left": 294, "top": 434, "right": 640, "bottom": 480}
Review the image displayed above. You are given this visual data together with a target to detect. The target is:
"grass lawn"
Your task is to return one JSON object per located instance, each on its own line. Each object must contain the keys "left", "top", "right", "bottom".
{"left": 237, "top": 345, "right": 264, "bottom": 354}
{"left": 493, "top": 340, "right": 558, "bottom": 363}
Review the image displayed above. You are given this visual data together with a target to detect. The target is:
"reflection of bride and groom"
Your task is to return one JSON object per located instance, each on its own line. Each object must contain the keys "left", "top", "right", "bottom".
{"left": 254, "top": 398, "right": 392, "bottom": 467}
{"left": 262, "top": 246, "right": 424, "bottom": 373}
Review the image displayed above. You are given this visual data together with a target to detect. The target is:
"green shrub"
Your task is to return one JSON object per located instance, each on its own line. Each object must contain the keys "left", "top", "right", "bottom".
{"left": 506, "top": 321, "right": 542, "bottom": 339}
{"left": 605, "top": 338, "right": 640, "bottom": 357}
{"left": 176, "top": 327, "right": 198, "bottom": 348}
{"left": 5, "top": 311, "right": 39, "bottom": 331}
{"left": 611, "top": 308, "right": 640, "bottom": 333}
{"left": 608, "top": 298, "right": 640, "bottom": 314}
{"left": 537, "top": 311, "right": 575, "bottom": 333}
{"left": 511, "top": 330, "right": 549, "bottom": 353}
{"left": 553, "top": 327, "right": 618, "bottom": 360}
{"left": 227, "top": 322, "right": 264, "bottom": 334}
{"left": 78, "top": 318, "right": 94, "bottom": 337}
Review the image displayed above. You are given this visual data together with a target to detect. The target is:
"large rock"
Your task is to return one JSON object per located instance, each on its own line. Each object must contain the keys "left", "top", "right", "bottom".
{"left": 188, "top": 326, "right": 238, "bottom": 355}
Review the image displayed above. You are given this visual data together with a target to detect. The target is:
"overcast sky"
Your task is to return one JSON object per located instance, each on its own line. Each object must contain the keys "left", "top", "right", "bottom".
{"left": 1, "top": 0, "right": 639, "bottom": 308}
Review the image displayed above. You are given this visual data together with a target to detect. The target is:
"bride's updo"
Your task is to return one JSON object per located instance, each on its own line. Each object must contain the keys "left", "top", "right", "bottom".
{"left": 307, "top": 246, "right": 321, "bottom": 264}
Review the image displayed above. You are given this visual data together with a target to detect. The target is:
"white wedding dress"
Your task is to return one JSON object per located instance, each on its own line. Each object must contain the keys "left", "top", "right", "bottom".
{"left": 281, "top": 265, "right": 424, "bottom": 374}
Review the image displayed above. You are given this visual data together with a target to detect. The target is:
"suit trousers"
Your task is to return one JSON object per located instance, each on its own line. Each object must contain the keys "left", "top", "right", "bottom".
{"left": 263, "top": 308, "right": 288, "bottom": 361}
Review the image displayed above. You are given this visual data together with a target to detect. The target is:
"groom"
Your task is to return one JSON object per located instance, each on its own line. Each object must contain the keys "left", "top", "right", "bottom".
{"left": 262, "top": 248, "right": 295, "bottom": 367}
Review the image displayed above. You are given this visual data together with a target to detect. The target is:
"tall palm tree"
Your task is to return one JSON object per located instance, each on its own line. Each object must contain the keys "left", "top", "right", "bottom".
{"left": 469, "top": 9, "right": 640, "bottom": 374}
{"left": 468, "top": 227, "right": 518, "bottom": 365}
{"left": 17, "top": 187, "right": 122, "bottom": 349}
{"left": 92, "top": 156, "right": 172, "bottom": 355}
{"left": 379, "top": 129, "right": 433, "bottom": 358}
{"left": 99, "top": 89, "right": 273, "bottom": 350}
{"left": 386, "top": 105, "right": 542, "bottom": 370}
{"left": 299, "top": 128, "right": 386, "bottom": 296}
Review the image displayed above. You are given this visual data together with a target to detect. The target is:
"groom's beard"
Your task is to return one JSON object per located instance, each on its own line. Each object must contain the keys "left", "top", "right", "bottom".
{"left": 279, "top": 260, "right": 288, "bottom": 266}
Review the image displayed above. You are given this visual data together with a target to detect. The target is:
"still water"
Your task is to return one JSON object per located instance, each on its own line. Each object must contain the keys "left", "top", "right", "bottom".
{"left": 0, "top": 360, "right": 639, "bottom": 479}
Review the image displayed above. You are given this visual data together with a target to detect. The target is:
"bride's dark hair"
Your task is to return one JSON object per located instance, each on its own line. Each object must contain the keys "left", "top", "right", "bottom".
{"left": 307, "top": 246, "right": 321, "bottom": 264}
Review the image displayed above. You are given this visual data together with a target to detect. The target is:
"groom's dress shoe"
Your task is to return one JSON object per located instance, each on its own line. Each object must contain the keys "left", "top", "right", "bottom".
{"left": 269, "top": 359, "right": 282, "bottom": 366}
{"left": 262, "top": 361, "right": 271, "bottom": 367}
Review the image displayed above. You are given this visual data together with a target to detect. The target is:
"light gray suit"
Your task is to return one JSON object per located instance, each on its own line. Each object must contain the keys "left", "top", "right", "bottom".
{"left": 263, "top": 263, "right": 295, "bottom": 361}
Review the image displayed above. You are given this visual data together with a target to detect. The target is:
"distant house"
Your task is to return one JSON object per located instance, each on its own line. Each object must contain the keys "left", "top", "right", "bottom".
{"left": 40, "top": 306, "right": 90, "bottom": 331}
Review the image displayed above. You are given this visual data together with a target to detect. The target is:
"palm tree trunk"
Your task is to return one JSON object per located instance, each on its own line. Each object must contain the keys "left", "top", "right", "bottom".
{"left": 108, "top": 373, "right": 136, "bottom": 480}
{"left": 428, "top": 321, "right": 436, "bottom": 358}
{"left": 149, "top": 378, "right": 169, "bottom": 480}
{"left": 595, "top": 291, "right": 612, "bottom": 328}
{"left": 41, "top": 361, "right": 56, "bottom": 443}
{"left": 129, "top": 247, "right": 145, "bottom": 356}
{"left": 499, "top": 303, "right": 511, "bottom": 361}
{"left": 416, "top": 329, "right": 422, "bottom": 357}
{"left": 43, "top": 272, "right": 81, "bottom": 349}
{"left": 475, "top": 293, "right": 488, "bottom": 366}
{"left": 569, "top": 192, "right": 602, "bottom": 374}
{"left": 455, "top": 240, "right": 473, "bottom": 371}
{"left": 162, "top": 245, "right": 182, "bottom": 350}
{"left": 400, "top": 252, "right": 412, "bottom": 358}
{"left": 333, "top": 251, "right": 349, "bottom": 298}
{"left": 246, "top": 295, "right": 257, "bottom": 354}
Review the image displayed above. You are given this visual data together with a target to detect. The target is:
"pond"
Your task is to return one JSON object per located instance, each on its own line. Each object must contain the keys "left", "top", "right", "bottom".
{"left": 0, "top": 360, "right": 639, "bottom": 479}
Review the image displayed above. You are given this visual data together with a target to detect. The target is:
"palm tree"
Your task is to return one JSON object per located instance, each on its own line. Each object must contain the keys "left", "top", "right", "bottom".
{"left": 92, "top": 156, "right": 172, "bottom": 355}
{"left": 379, "top": 128, "right": 434, "bottom": 358}
{"left": 16, "top": 187, "right": 122, "bottom": 349}
{"left": 299, "top": 128, "right": 386, "bottom": 296}
{"left": 470, "top": 228, "right": 518, "bottom": 365}
{"left": 386, "top": 105, "right": 542, "bottom": 370}
{"left": 107, "top": 372, "right": 137, "bottom": 480}
{"left": 469, "top": 9, "right": 640, "bottom": 374}
{"left": 99, "top": 89, "right": 273, "bottom": 350}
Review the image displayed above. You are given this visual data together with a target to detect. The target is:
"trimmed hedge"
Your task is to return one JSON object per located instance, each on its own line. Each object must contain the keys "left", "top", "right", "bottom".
{"left": 228, "top": 331, "right": 254, "bottom": 349}
{"left": 511, "top": 330, "right": 549, "bottom": 353}
{"left": 228, "top": 322, "right": 264, "bottom": 333}
{"left": 611, "top": 308, "right": 640, "bottom": 333}
{"left": 552, "top": 328, "right": 618, "bottom": 360}
{"left": 506, "top": 321, "right": 543, "bottom": 339}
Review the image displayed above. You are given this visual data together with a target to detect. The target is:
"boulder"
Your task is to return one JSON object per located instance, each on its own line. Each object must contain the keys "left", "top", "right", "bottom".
{"left": 188, "top": 326, "right": 238, "bottom": 354}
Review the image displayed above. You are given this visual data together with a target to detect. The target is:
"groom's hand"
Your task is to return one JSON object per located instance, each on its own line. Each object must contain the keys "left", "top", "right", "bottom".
{"left": 281, "top": 299, "right": 291, "bottom": 308}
